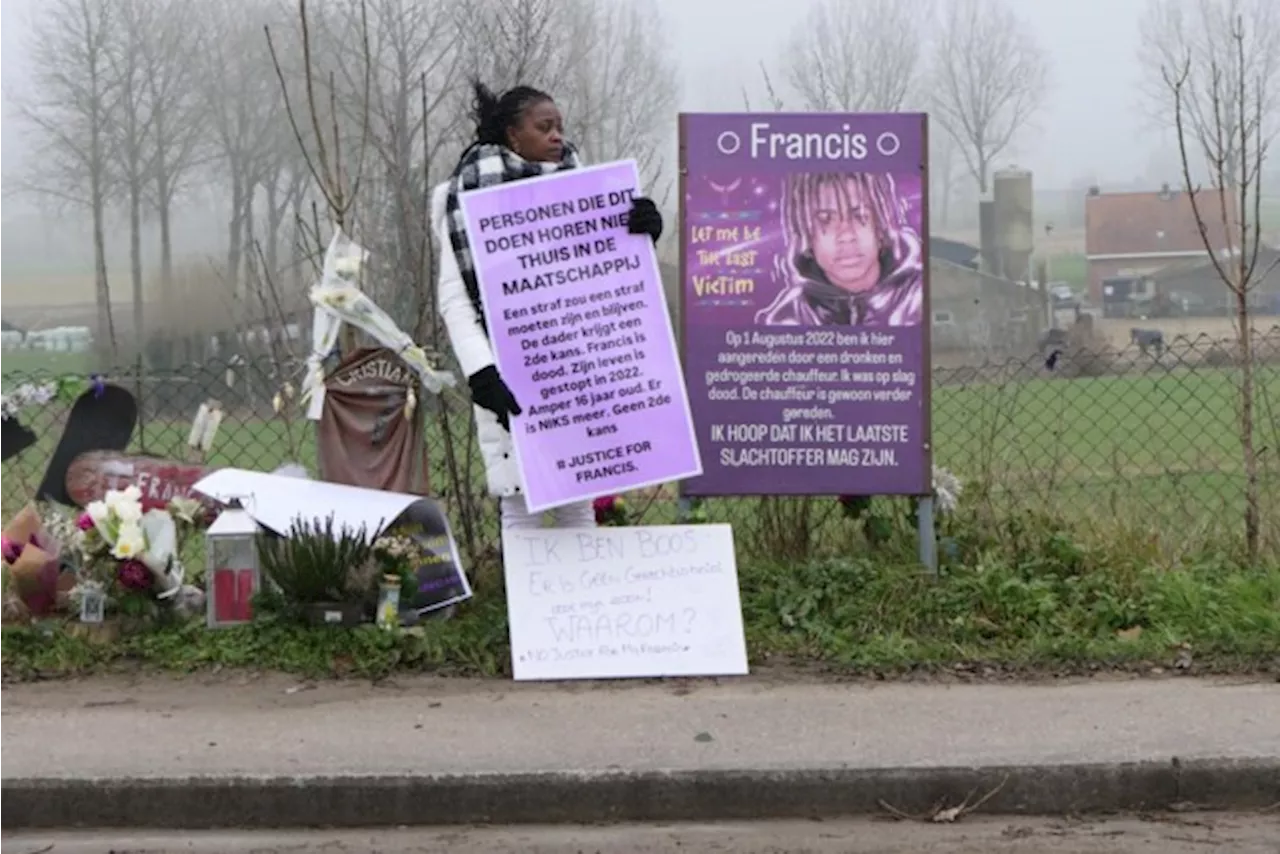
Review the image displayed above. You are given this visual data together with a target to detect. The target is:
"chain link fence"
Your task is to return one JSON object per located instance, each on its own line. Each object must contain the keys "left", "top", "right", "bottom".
{"left": 5, "top": 328, "right": 1279, "bottom": 562}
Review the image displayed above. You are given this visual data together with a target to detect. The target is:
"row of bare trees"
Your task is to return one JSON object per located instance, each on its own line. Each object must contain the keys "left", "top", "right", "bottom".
{"left": 775, "top": 0, "right": 1050, "bottom": 226}
{"left": 15, "top": 0, "right": 678, "bottom": 363}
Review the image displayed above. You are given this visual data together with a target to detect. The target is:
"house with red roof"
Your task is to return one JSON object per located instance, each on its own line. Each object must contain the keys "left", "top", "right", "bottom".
{"left": 1084, "top": 184, "right": 1237, "bottom": 312}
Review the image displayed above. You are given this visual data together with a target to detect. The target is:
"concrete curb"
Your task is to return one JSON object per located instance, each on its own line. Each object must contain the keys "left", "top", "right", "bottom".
{"left": 4, "top": 758, "right": 1278, "bottom": 830}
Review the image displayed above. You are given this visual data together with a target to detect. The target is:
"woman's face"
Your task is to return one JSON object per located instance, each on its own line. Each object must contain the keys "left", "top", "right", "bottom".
{"left": 808, "top": 181, "right": 881, "bottom": 293}
{"left": 507, "top": 99, "right": 565, "bottom": 163}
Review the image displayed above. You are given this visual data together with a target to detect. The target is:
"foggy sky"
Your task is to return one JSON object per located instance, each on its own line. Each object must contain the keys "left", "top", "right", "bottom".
{"left": 1, "top": 0, "right": 1159, "bottom": 192}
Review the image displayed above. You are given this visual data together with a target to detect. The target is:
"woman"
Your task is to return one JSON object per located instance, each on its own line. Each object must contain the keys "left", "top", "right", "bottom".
{"left": 755, "top": 172, "right": 923, "bottom": 327}
{"left": 432, "top": 81, "right": 663, "bottom": 531}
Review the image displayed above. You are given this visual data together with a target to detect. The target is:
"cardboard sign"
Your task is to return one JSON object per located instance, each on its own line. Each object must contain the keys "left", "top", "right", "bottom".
{"left": 501, "top": 524, "right": 748, "bottom": 681}
{"left": 460, "top": 161, "right": 701, "bottom": 512}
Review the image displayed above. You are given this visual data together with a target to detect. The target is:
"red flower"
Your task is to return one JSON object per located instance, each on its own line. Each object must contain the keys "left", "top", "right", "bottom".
{"left": 117, "top": 559, "right": 153, "bottom": 591}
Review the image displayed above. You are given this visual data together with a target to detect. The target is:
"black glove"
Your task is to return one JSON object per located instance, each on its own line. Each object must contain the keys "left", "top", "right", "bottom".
{"left": 467, "top": 365, "right": 522, "bottom": 431}
{"left": 627, "top": 197, "right": 663, "bottom": 244}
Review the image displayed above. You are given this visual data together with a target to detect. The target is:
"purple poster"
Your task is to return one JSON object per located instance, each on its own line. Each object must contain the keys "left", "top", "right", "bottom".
{"left": 460, "top": 160, "right": 702, "bottom": 513}
{"left": 679, "top": 114, "right": 932, "bottom": 496}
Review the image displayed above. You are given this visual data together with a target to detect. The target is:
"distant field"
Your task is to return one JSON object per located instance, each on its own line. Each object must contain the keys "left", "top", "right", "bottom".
{"left": 1, "top": 351, "right": 92, "bottom": 378}
{"left": 1, "top": 271, "right": 98, "bottom": 308}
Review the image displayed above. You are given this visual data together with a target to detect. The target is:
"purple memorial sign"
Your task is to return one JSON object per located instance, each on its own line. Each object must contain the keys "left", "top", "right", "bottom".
{"left": 679, "top": 113, "right": 932, "bottom": 496}
{"left": 460, "top": 160, "right": 702, "bottom": 513}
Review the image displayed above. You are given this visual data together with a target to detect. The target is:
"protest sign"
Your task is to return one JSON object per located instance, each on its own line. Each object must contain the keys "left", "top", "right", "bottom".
{"left": 501, "top": 524, "right": 748, "bottom": 681}
{"left": 460, "top": 160, "right": 701, "bottom": 512}
{"left": 679, "top": 114, "right": 932, "bottom": 497}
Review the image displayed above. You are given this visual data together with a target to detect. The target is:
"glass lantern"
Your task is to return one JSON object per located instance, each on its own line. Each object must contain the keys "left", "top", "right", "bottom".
{"left": 79, "top": 581, "right": 106, "bottom": 624}
{"left": 205, "top": 507, "right": 260, "bottom": 628}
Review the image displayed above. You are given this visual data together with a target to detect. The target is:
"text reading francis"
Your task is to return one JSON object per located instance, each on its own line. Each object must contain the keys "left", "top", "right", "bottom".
{"left": 503, "top": 255, "right": 641, "bottom": 296}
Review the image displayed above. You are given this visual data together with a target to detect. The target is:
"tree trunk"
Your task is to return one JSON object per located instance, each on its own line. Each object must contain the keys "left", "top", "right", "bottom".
{"left": 242, "top": 184, "right": 257, "bottom": 292}
{"left": 157, "top": 171, "right": 174, "bottom": 295}
{"left": 226, "top": 170, "right": 246, "bottom": 296}
{"left": 89, "top": 111, "right": 115, "bottom": 367}
{"left": 1235, "top": 290, "right": 1259, "bottom": 560}
{"left": 130, "top": 177, "right": 145, "bottom": 363}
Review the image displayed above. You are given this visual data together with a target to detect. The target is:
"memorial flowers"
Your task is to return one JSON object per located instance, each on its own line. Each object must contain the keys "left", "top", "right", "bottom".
{"left": 0, "top": 381, "right": 57, "bottom": 420}
{"left": 303, "top": 230, "right": 456, "bottom": 421}
{"left": 593, "top": 495, "right": 630, "bottom": 526}
{"left": 2, "top": 504, "right": 67, "bottom": 619}
{"left": 72, "top": 486, "right": 206, "bottom": 615}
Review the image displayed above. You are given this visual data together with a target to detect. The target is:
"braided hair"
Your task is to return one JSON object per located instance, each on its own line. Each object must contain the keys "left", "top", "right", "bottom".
{"left": 470, "top": 80, "right": 553, "bottom": 148}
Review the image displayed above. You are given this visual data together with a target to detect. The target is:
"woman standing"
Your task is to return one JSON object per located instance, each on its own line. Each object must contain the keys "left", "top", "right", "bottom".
{"left": 431, "top": 81, "right": 663, "bottom": 531}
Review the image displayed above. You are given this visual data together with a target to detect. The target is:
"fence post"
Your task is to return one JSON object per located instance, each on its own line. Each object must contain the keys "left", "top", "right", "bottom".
{"left": 916, "top": 495, "right": 938, "bottom": 577}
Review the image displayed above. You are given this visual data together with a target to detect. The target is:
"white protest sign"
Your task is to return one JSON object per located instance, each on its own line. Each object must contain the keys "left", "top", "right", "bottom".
{"left": 502, "top": 524, "right": 749, "bottom": 681}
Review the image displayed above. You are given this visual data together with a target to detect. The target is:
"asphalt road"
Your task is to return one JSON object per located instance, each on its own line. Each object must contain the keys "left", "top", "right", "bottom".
{"left": 6, "top": 814, "right": 1280, "bottom": 853}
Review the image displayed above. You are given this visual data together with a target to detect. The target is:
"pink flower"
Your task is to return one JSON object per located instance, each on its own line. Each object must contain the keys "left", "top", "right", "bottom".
{"left": 117, "top": 559, "right": 153, "bottom": 591}
{"left": 77, "top": 512, "right": 96, "bottom": 531}
{"left": 1, "top": 535, "right": 19, "bottom": 564}
{"left": 593, "top": 495, "right": 626, "bottom": 526}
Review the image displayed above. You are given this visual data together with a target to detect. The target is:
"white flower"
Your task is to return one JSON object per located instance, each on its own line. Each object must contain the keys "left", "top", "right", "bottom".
{"left": 932, "top": 466, "right": 963, "bottom": 514}
{"left": 111, "top": 523, "right": 148, "bottom": 560}
{"left": 333, "top": 255, "right": 363, "bottom": 278}
{"left": 86, "top": 500, "right": 111, "bottom": 528}
{"left": 104, "top": 486, "right": 144, "bottom": 523}
{"left": 168, "top": 496, "right": 203, "bottom": 525}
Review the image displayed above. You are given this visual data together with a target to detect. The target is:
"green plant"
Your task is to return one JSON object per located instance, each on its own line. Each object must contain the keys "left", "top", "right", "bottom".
{"left": 256, "top": 515, "right": 375, "bottom": 605}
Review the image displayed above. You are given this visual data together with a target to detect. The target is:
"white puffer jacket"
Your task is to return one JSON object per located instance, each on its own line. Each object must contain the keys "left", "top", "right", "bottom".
{"left": 431, "top": 182, "right": 522, "bottom": 498}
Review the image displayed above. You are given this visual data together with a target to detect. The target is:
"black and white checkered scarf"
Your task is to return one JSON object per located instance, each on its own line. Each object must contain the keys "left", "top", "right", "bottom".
{"left": 445, "top": 142, "right": 582, "bottom": 331}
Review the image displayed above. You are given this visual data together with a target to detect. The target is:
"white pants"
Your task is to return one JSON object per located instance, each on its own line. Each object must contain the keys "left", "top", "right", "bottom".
{"left": 500, "top": 494, "right": 596, "bottom": 530}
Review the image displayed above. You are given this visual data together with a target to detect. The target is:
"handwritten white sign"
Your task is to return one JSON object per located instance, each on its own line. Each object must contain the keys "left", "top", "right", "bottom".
{"left": 502, "top": 524, "right": 749, "bottom": 681}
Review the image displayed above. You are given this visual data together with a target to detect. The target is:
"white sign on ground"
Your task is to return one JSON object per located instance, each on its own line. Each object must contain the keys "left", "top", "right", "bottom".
{"left": 502, "top": 524, "right": 749, "bottom": 681}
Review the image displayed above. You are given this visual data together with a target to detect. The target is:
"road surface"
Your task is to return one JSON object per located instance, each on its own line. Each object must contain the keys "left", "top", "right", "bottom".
{"left": 6, "top": 814, "right": 1280, "bottom": 853}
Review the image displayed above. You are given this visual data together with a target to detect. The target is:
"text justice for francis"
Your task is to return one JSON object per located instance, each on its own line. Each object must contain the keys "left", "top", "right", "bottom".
{"left": 460, "top": 161, "right": 700, "bottom": 513}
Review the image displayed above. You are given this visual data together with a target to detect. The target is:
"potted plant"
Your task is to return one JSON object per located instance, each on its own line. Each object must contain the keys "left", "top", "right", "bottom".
{"left": 255, "top": 514, "right": 376, "bottom": 627}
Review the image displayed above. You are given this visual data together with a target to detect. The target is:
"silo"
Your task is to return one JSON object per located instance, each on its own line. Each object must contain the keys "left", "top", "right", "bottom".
{"left": 993, "top": 168, "right": 1034, "bottom": 282}
{"left": 978, "top": 196, "right": 998, "bottom": 276}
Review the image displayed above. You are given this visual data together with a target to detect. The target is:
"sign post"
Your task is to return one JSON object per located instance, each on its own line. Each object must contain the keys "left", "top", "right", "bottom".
{"left": 460, "top": 160, "right": 702, "bottom": 512}
{"left": 678, "top": 113, "right": 935, "bottom": 566}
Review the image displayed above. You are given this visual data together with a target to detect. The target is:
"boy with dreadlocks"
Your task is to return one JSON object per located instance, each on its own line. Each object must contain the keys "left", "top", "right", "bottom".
{"left": 755, "top": 172, "right": 923, "bottom": 327}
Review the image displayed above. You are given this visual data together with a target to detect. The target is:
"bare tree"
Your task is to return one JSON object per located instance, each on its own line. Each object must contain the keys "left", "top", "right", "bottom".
{"left": 104, "top": 0, "right": 158, "bottom": 353}
{"left": 930, "top": 131, "right": 962, "bottom": 230}
{"left": 559, "top": 0, "right": 679, "bottom": 195}
{"left": 929, "top": 0, "right": 1049, "bottom": 193}
{"left": 18, "top": 0, "right": 120, "bottom": 360}
{"left": 465, "top": 0, "right": 593, "bottom": 97}
{"left": 782, "top": 0, "right": 932, "bottom": 112}
{"left": 1139, "top": 0, "right": 1279, "bottom": 189}
{"left": 197, "top": 1, "right": 291, "bottom": 296}
{"left": 137, "top": 0, "right": 209, "bottom": 295}
{"left": 1164, "top": 15, "right": 1276, "bottom": 561}
{"left": 320, "top": 0, "right": 470, "bottom": 317}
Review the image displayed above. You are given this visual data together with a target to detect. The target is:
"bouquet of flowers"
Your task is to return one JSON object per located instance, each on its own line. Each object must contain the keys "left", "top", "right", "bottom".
{"left": 2, "top": 503, "right": 68, "bottom": 618}
{"left": 72, "top": 486, "right": 206, "bottom": 616}
{"left": 302, "top": 230, "right": 456, "bottom": 421}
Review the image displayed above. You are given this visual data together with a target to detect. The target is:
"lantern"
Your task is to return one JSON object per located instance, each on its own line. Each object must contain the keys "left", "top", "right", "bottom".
{"left": 205, "top": 507, "right": 260, "bottom": 628}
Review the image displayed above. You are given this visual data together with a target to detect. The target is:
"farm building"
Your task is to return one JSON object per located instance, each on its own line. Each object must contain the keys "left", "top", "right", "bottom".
{"left": 929, "top": 258, "right": 1047, "bottom": 356}
{"left": 1148, "top": 245, "right": 1280, "bottom": 317}
{"left": 1084, "top": 184, "right": 1238, "bottom": 314}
